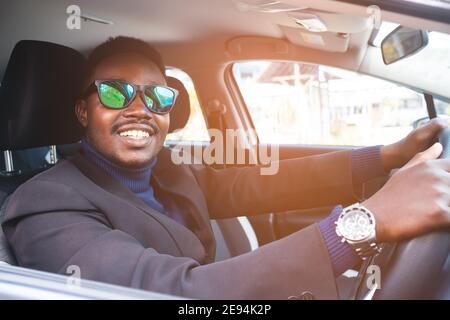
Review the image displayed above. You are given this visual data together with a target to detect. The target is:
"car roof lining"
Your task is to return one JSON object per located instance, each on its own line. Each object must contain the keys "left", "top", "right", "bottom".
{"left": 0, "top": 0, "right": 449, "bottom": 82}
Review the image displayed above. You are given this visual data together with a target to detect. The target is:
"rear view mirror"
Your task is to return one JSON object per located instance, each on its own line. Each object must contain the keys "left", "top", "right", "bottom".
{"left": 381, "top": 26, "right": 428, "bottom": 65}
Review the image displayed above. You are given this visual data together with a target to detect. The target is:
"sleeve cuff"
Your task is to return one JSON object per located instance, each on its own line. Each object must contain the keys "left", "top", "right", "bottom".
{"left": 351, "top": 145, "right": 388, "bottom": 187}
{"left": 318, "top": 205, "right": 359, "bottom": 277}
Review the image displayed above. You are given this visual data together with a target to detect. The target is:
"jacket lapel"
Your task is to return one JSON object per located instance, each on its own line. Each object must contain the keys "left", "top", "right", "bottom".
{"left": 70, "top": 152, "right": 160, "bottom": 216}
{"left": 69, "top": 150, "right": 215, "bottom": 262}
{"left": 151, "top": 148, "right": 216, "bottom": 261}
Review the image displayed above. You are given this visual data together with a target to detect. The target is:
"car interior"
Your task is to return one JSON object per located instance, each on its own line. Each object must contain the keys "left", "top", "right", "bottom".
{"left": 0, "top": 0, "right": 449, "bottom": 299}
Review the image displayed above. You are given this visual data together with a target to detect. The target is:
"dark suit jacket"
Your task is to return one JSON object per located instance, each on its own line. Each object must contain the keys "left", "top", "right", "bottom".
{"left": 2, "top": 147, "right": 360, "bottom": 299}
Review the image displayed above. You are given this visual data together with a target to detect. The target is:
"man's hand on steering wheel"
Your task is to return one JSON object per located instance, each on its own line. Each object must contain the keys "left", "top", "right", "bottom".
{"left": 363, "top": 117, "right": 450, "bottom": 243}
{"left": 380, "top": 117, "right": 449, "bottom": 172}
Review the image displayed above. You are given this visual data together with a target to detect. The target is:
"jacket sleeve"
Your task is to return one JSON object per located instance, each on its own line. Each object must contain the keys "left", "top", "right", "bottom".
{"left": 2, "top": 178, "right": 339, "bottom": 299}
{"left": 190, "top": 149, "right": 358, "bottom": 219}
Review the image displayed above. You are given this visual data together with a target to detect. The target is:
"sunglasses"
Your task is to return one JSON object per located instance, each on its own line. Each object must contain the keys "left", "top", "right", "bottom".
{"left": 83, "top": 80, "right": 178, "bottom": 115}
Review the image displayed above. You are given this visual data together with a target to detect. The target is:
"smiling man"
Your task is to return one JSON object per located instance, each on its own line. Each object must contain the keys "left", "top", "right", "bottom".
{"left": 77, "top": 48, "right": 170, "bottom": 169}
{"left": 2, "top": 36, "right": 450, "bottom": 299}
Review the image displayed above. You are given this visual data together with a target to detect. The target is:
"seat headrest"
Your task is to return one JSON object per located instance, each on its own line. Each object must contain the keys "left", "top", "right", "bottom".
{"left": 167, "top": 76, "right": 190, "bottom": 133}
{"left": 0, "top": 40, "right": 86, "bottom": 150}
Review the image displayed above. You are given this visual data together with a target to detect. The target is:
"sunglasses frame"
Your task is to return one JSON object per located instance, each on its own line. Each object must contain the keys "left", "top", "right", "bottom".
{"left": 83, "top": 79, "right": 179, "bottom": 115}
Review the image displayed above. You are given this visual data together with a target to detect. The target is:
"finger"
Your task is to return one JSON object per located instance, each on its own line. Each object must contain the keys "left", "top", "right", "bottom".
{"left": 425, "top": 117, "right": 450, "bottom": 133}
{"left": 403, "top": 142, "right": 443, "bottom": 169}
{"left": 443, "top": 171, "right": 450, "bottom": 185}
{"left": 439, "top": 190, "right": 450, "bottom": 226}
{"left": 429, "top": 158, "right": 450, "bottom": 172}
{"left": 415, "top": 118, "right": 449, "bottom": 142}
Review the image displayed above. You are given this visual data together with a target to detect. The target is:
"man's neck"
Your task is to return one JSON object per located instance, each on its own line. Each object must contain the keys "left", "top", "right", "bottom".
{"left": 80, "top": 139, "right": 156, "bottom": 193}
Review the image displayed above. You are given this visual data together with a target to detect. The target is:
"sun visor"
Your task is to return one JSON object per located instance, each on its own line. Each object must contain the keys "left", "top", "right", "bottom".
{"left": 279, "top": 25, "right": 350, "bottom": 52}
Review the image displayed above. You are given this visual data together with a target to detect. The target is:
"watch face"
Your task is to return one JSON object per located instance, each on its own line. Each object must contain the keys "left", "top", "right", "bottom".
{"left": 338, "top": 210, "right": 374, "bottom": 241}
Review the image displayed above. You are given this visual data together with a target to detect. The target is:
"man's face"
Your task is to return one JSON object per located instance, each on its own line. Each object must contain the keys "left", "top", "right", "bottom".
{"left": 75, "top": 53, "right": 169, "bottom": 169}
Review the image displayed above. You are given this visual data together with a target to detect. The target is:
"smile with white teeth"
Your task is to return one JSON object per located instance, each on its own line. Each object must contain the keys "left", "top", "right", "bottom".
{"left": 118, "top": 130, "right": 150, "bottom": 139}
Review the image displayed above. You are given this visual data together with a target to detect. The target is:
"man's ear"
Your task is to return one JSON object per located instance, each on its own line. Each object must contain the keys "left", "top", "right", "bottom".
{"left": 75, "top": 99, "right": 88, "bottom": 128}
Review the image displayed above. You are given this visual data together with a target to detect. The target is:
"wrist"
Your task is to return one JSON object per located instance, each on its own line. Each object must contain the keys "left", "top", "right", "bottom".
{"left": 319, "top": 206, "right": 360, "bottom": 276}
{"left": 380, "top": 142, "right": 410, "bottom": 172}
{"left": 361, "top": 198, "right": 387, "bottom": 243}
{"left": 380, "top": 143, "right": 401, "bottom": 172}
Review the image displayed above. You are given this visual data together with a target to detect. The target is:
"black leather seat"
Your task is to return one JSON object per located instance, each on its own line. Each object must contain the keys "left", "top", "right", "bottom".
{"left": 0, "top": 40, "right": 86, "bottom": 264}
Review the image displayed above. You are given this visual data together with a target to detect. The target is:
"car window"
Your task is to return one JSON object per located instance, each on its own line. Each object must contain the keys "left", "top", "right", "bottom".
{"left": 232, "top": 61, "right": 439, "bottom": 146}
{"left": 165, "top": 68, "right": 209, "bottom": 142}
{"left": 435, "top": 98, "right": 450, "bottom": 116}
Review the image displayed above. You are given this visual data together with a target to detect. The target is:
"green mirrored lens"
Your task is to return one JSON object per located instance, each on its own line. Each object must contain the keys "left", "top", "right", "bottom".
{"left": 145, "top": 86, "right": 175, "bottom": 113}
{"left": 99, "top": 81, "right": 131, "bottom": 108}
{"left": 143, "top": 95, "right": 154, "bottom": 109}
{"left": 154, "top": 87, "right": 174, "bottom": 107}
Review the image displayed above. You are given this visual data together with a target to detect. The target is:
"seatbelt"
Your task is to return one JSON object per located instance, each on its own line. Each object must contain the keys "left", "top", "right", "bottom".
{"left": 206, "top": 99, "right": 226, "bottom": 136}
{"left": 206, "top": 99, "right": 227, "bottom": 168}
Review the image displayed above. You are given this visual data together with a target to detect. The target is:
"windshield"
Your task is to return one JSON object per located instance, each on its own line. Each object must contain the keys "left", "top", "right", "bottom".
{"left": 388, "top": 30, "right": 450, "bottom": 99}
{"left": 413, "top": 31, "right": 450, "bottom": 91}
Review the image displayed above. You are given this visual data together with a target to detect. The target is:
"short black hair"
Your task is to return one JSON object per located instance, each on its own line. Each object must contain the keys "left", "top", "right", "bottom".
{"left": 84, "top": 36, "right": 165, "bottom": 83}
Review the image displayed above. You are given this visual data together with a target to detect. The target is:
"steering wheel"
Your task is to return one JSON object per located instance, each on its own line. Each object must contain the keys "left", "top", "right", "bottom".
{"left": 367, "top": 128, "right": 450, "bottom": 299}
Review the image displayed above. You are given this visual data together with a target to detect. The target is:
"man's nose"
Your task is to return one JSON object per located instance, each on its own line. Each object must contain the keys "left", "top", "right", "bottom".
{"left": 122, "top": 92, "right": 152, "bottom": 119}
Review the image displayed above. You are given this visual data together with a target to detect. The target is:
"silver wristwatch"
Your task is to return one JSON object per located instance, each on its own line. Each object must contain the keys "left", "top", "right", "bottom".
{"left": 335, "top": 203, "right": 381, "bottom": 259}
